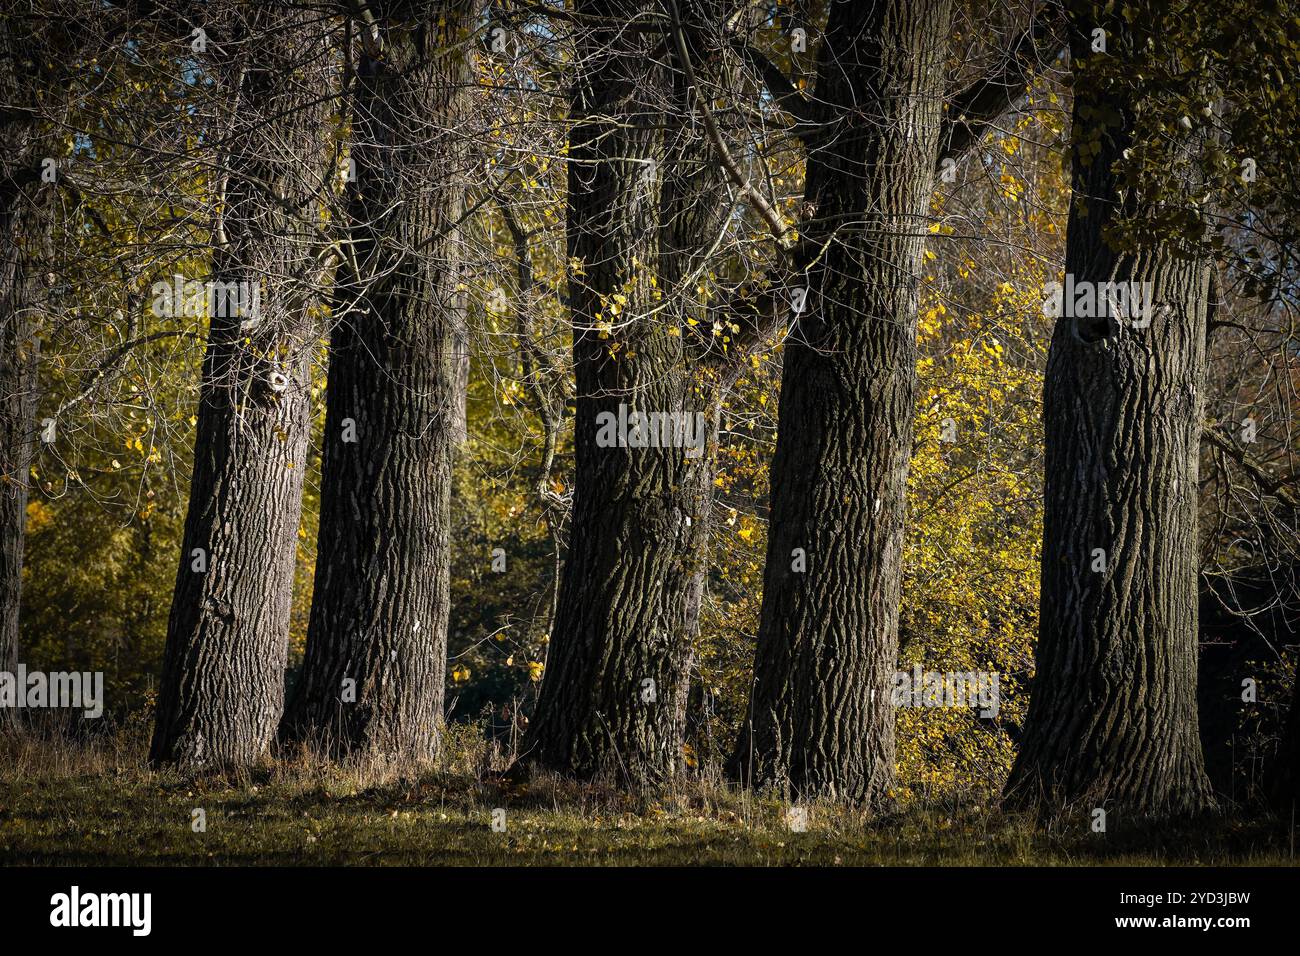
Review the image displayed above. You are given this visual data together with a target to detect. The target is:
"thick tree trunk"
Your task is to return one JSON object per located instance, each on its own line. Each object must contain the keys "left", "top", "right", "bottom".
{"left": 0, "top": 13, "right": 53, "bottom": 704}
{"left": 728, "top": 0, "right": 954, "bottom": 806}
{"left": 0, "top": 162, "right": 38, "bottom": 689}
{"left": 150, "top": 10, "right": 331, "bottom": 768}
{"left": 1003, "top": 12, "right": 1215, "bottom": 818}
{"left": 279, "top": 2, "right": 472, "bottom": 763}
{"left": 517, "top": 0, "right": 726, "bottom": 785}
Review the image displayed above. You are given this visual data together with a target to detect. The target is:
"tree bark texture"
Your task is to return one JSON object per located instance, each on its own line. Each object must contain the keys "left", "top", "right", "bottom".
{"left": 518, "top": 0, "right": 729, "bottom": 786}
{"left": 151, "top": 8, "right": 333, "bottom": 768}
{"left": 280, "top": 1, "right": 473, "bottom": 762}
{"left": 0, "top": 51, "right": 41, "bottom": 688}
{"left": 729, "top": 0, "right": 955, "bottom": 806}
{"left": 1003, "top": 8, "right": 1215, "bottom": 818}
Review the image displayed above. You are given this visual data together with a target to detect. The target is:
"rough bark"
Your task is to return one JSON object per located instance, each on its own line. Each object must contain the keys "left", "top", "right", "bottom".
{"left": 517, "top": 0, "right": 727, "bottom": 785}
{"left": 728, "top": 0, "right": 955, "bottom": 806}
{"left": 279, "top": 1, "right": 473, "bottom": 762}
{"left": 0, "top": 9, "right": 83, "bottom": 707}
{"left": 0, "top": 72, "right": 40, "bottom": 687}
{"left": 1002, "top": 10, "right": 1215, "bottom": 818}
{"left": 150, "top": 8, "right": 332, "bottom": 768}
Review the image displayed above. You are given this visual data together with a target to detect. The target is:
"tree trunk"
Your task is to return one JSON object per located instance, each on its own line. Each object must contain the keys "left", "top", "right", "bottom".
{"left": 1003, "top": 11, "right": 1215, "bottom": 818}
{"left": 279, "top": 2, "right": 472, "bottom": 763}
{"left": 728, "top": 0, "right": 955, "bottom": 806}
{"left": 0, "top": 11, "right": 57, "bottom": 705}
{"left": 150, "top": 9, "right": 332, "bottom": 768}
{"left": 517, "top": 0, "right": 728, "bottom": 785}
{"left": 0, "top": 152, "right": 39, "bottom": 689}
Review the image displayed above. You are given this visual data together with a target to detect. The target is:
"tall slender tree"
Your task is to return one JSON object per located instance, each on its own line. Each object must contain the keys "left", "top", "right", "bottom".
{"left": 728, "top": 0, "right": 956, "bottom": 806}
{"left": 151, "top": 5, "right": 336, "bottom": 768}
{"left": 0, "top": 15, "right": 45, "bottom": 688}
{"left": 0, "top": 4, "right": 113, "bottom": 706}
{"left": 279, "top": 0, "right": 475, "bottom": 762}
{"left": 1003, "top": 3, "right": 1216, "bottom": 817}
{"left": 515, "top": 0, "right": 735, "bottom": 785}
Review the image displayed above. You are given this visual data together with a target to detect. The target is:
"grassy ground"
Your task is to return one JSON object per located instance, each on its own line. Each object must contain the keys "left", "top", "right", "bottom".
{"left": 1, "top": 725, "right": 1294, "bottom": 866}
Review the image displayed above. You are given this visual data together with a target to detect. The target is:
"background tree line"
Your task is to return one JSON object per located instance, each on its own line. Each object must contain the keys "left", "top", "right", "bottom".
{"left": 2, "top": 0, "right": 1299, "bottom": 824}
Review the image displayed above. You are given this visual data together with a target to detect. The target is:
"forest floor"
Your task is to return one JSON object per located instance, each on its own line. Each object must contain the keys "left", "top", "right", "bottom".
{"left": 1, "top": 725, "right": 1295, "bottom": 866}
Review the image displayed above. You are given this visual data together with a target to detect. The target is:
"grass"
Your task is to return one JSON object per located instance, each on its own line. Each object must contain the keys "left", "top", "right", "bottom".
{"left": 1, "top": 723, "right": 1295, "bottom": 866}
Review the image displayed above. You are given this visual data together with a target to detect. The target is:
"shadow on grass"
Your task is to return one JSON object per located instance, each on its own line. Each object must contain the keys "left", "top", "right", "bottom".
{"left": 1, "top": 728, "right": 1295, "bottom": 866}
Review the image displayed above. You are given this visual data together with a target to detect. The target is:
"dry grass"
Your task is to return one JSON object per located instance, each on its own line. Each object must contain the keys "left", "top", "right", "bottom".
{"left": 0, "top": 723, "right": 1294, "bottom": 866}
